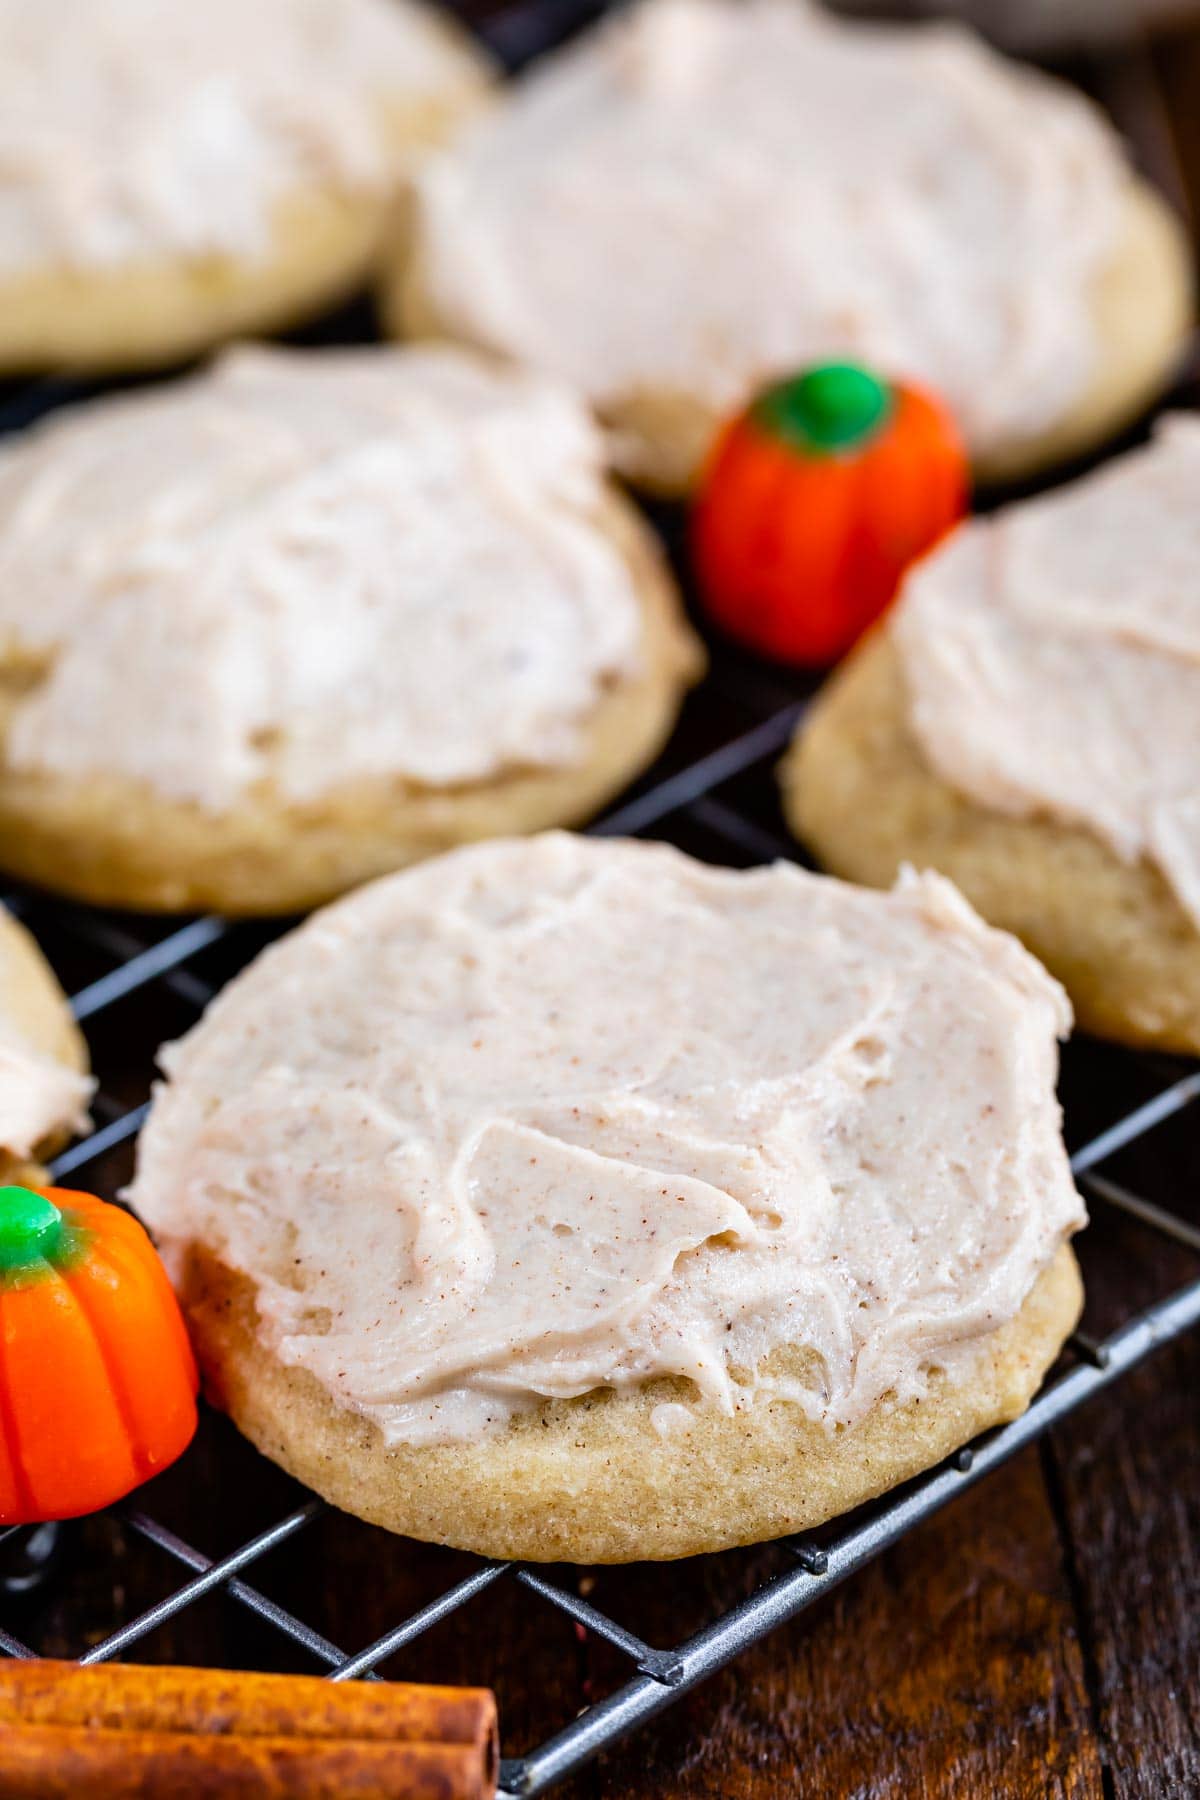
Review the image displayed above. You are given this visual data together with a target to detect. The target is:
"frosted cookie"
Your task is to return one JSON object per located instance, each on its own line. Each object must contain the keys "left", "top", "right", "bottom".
{"left": 0, "top": 0, "right": 491, "bottom": 373}
{"left": 388, "top": 0, "right": 1192, "bottom": 495}
{"left": 785, "top": 416, "right": 1200, "bottom": 1054}
{"left": 0, "top": 906, "right": 91, "bottom": 1183}
{"left": 129, "top": 833, "right": 1084, "bottom": 1563}
{"left": 0, "top": 345, "right": 701, "bottom": 915}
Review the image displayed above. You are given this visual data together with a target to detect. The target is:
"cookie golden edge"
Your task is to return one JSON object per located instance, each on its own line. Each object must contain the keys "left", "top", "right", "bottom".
{"left": 389, "top": 178, "right": 1194, "bottom": 497}
{"left": 782, "top": 631, "right": 1200, "bottom": 1054}
{"left": 0, "top": 490, "right": 705, "bottom": 915}
{"left": 0, "top": 14, "right": 494, "bottom": 377}
{"left": 177, "top": 1240, "right": 1081, "bottom": 1563}
{"left": 0, "top": 906, "right": 89, "bottom": 1183}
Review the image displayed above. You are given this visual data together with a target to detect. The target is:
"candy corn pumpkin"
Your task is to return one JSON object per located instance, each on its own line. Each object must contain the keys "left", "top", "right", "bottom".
{"left": 692, "top": 362, "right": 968, "bottom": 665}
{"left": 0, "top": 1185, "right": 197, "bottom": 1524}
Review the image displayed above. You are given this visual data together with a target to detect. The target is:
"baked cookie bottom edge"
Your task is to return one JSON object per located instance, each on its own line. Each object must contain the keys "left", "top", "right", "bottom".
{"left": 176, "top": 1240, "right": 1082, "bottom": 1564}
{"left": 782, "top": 631, "right": 1200, "bottom": 1054}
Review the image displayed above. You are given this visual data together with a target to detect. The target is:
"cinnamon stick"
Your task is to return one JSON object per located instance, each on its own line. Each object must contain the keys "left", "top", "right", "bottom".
{"left": 0, "top": 1662, "right": 498, "bottom": 1800}
{"left": 0, "top": 1660, "right": 494, "bottom": 1750}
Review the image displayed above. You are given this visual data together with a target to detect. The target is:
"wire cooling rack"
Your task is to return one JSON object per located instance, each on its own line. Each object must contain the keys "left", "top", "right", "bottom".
{"left": 2, "top": 661, "right": 1200, "bottom": 1796}
{"left": 2, "top": 6, "right": 1200, "bottom": 1795}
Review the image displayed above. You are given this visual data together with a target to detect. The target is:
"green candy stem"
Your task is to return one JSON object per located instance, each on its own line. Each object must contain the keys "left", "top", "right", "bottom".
{"left": 0, "top": 1185, "right": 63, "bottom": 1271}
{"left": 753, "top": 362, "right": 893, "bottom": 454}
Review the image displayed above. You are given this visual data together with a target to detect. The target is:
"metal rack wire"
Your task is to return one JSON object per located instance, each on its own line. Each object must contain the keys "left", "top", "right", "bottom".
{"left": 1, "top": 6, "right": 1199, "bottom": 1795}
{"left": 2, "top": 665, "right": 1199, "bottom": 1795}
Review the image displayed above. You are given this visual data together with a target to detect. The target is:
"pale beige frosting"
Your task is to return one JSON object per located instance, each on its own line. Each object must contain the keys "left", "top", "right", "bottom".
{"left": 0, "top": 0, "right": 483, "bottom": 275}
{"left": 410, "top": 0, "right": 1128, "bottom": 455}
{"left": 0, "top": 910, "right": 91, "bottom": 1166}
{"left": 0, "top": 1027, "right": 90, "bottom": 1162}
{"left": 0, "top": 346, "right": 644, "bottom": 812}
{"left": 129, "top": 834, "right": 1083, "bottom": 1449}
{"left": 894, "top": 415, "right": 1200, "bottom": 930}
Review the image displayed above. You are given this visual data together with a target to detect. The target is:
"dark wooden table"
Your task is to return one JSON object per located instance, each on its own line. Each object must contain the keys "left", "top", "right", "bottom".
{"left": 2, "top": 8, "right": 1200, "bottom": 1797}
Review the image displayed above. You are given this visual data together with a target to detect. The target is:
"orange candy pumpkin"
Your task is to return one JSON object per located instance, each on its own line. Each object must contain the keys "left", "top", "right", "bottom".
{"left": 0, "top": 1184, "right": 197, "bottom": 1524}
{"left": 692, "top": 362, "right": 968, "bottom": 666}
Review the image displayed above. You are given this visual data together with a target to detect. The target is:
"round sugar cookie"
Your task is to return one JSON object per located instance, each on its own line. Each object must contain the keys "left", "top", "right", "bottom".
{"left": 0, "top": 906, "right": 91, "bottom": 1183}
{"left": 129, "top": 834, "right": 1084, "bottom": 1563}
{"left": 388, "top": 0, "right": 1193, "bottom": 495}
{"left": 783, "top": 418, "right": 1200, "bottom": 1054}
{"left": 0, "top": 345, "right": 703, "bottom": 915}
{"left": 0, "top": 0, "right": 492, "bottom": 374}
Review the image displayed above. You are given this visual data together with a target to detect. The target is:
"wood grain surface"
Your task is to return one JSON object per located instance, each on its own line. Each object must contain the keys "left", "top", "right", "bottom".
{"left": 1, "top": 7, "right": 1199, "bottom": 1799}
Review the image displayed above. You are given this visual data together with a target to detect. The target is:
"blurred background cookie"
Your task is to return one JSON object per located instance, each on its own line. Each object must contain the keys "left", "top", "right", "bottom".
{"left": 0, "top": 906, "right": 90, "bottom": 1182}
{"left": 0, "top": 344, "right": 702, "bottom": 914}
{"left": 129, "top": 834, "right": 1084, "bottom": 1563}
{"left": 388, "top": 0, "right": 1193, "bottom": 493}
{"left": 0, "top": 0, "right": 491, "bottom": 373}
{"left": 784, "top": 417, "right": 1200, "bottom": 1053}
